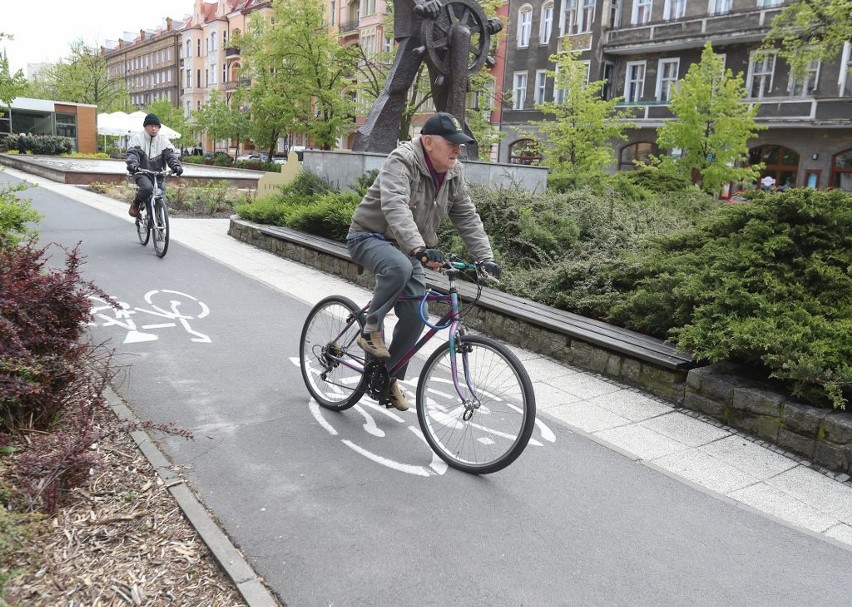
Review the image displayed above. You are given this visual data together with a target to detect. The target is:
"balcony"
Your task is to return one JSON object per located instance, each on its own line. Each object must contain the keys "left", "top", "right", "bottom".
{"left": 339, "top": 19, "right": 359, "bottom": 34}
{"left": 225, "top": 46, "right": 240, "bottom": 57}
{"left": 603, "top": 7, "right": 783, "bottom": 55}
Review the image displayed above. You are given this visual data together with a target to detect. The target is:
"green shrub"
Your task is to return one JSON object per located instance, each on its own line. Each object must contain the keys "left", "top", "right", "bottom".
{"left": 0, "top": 183, "right": 41, "bottom": 248}
{"left": 352, "top": 169, "right": 379, "bottom": 196}
{"left": 612, "top": 189, "right": 852, "bottom": 409}
{"left": 24, "top": 135, "right": 73, "bottom": 156}
{"left": 281, "top": 170, "right": 333, "bottom": 196}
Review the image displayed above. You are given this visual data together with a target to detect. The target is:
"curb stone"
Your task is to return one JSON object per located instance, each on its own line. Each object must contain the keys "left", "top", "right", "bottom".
{"left": 106, "top": 387, "right": 281, "bottom": 607}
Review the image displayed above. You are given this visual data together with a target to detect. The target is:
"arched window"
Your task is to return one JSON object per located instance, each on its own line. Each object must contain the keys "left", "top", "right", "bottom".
{"left": 517, "top": 5, "right": 533, "bottom": 48}
{"left": 509, "top": 138, "right": 543, "bottom": 165}
{"left": 619, "top": 142, "right": 656, "bottom": 170}
{"left": 830, "top": 148, "right": 852, "bottom": 192}
{"left": 748, "top": 145, "right": 800, "bottom": 189}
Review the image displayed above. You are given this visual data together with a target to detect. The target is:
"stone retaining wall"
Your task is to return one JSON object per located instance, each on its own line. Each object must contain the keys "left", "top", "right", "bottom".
{"left": 228, "top": 217, "right": 852, "bottom": 475}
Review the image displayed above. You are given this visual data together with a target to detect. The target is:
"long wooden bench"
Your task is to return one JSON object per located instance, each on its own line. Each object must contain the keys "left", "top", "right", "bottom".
{"left": 231, "top": 219, "right": 696, "bottom": 402}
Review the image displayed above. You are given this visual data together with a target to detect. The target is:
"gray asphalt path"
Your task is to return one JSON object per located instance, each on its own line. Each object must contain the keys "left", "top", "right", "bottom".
{"left": 6, "top": 168, "right": 852, "bottom": 607}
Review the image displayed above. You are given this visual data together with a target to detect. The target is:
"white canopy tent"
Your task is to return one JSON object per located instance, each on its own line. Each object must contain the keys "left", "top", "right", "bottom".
{"left": 96, "top": 111, "right": 181, "bottom": 139}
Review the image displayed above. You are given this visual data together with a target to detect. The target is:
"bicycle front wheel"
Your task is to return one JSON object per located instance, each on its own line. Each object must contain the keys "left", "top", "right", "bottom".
{"left": 299, "top": 296, "right": 367, "bottom": 411}
{"left": 151, "top": 198, "right": 169, "bottom": 257}
{"left": 417, "top": 335, "right": 536, "bottom": 474}
{"left": 136, "top": 201, "right": 150, "bottom": 245}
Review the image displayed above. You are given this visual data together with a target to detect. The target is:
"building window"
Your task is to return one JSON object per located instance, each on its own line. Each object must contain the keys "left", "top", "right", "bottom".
{"left": 561, "top": 0, "right": 577, "bottom": 36}
{"left": 513, "top": 72, "right": 528, "bottom": 109}
{"left": 830, "top": 148, "right": 852, "bottom": 191}
{"left": 186, "top": 70, "right": 191, "bottom": 87}
{"left": 602, "top": 61, "right": 615, "bottom": 100}
{"left": 535, "top": 70, "right": 548, "bottom": 104}
{"left": 710, "top": 0, "right": 732, "bottom": 15}
{"left": 619, "top": 142, "right": 657, "bottom": 170}
{"left": 625, "top": 61, "right": 646, "bottom": 103}
{"left": 632, "top": 0, "right": 653, "bottom": 25}
{"left": 197, "top": 39, "right": 201, "bottom": 57}
{"left": 656, "top": 58, "right": 679, "bottom": 101}
{"left": 747, "top": 51, "right": 776, "bottom": 98}
{"left": 610, "top": 0, "right": 622, "bottom": 27}
{"left": 663, "top": 0, "right": 687, "bottom": 20}
{"left": 577, "top": 0, "right": 595, "bottom": 33}
{"left": 757, "top": 0, "right": 782, "bottom": 7}
{"left": 509, "top": 138, "right": 543, "bottom": 165}
{"left": 363, "top": 0, "right": 377, "bottom": 16}
{"left": 330, "top": 0, "right": 336, "bottom": 26}
{"left": 749, "top": 145, "right": 800, "bottom": 188}
{"left": 788, "top": 60, "right": 820, "bottom": 97}
{"left": 540, "top": 2, "right": 554, "bottom": 45}
{"left": 518, "top": 5, "right": 532, "bottom": 47}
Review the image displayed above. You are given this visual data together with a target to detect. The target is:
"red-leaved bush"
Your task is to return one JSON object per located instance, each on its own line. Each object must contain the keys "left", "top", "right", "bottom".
{"left": 1, "top": 240, "right": 191, "bottom": 512}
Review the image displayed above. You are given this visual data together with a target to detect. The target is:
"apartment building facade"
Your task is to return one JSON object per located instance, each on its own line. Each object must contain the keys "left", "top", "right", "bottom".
{"left": 500, "top": 0, "right": 852, "bottom": 190}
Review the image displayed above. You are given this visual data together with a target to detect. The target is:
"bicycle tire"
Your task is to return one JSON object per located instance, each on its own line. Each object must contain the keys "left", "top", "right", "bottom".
{"left": 151, "top": 198, "right": 169, "bottom": 258}
{"left": 136, "top": 199, "right": 150, "bottom": 245}
{"left": 416, "top": 335, "right": 536, "bottom": 474}
{"left": 299, "top": 295, "right": 368, "bottom": 411}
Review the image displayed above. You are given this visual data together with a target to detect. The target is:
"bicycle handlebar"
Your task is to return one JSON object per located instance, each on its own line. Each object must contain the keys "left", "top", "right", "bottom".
{"left": 442, "top": 258, "right": 500, "bottom": 285}
{"left": 131, "top": 168, "right": 177, "bottom": 177}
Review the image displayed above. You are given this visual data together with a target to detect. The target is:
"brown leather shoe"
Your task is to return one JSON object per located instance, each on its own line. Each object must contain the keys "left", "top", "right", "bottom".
{"left": 357, "top": 331, "right": 390, "bottom": 359}
{"left": 388, "top": 381, "right": 410, "bottom": 411}
{"left": 128, "top": 202, "right": 139, "bottom": 217}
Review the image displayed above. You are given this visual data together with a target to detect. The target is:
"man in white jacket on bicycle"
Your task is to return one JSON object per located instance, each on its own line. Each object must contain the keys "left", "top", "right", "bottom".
{"left": 125, "top": 113, "right": 183, "bottom": 217}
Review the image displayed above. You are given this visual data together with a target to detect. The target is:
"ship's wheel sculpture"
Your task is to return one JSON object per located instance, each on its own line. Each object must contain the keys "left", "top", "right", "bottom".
{"left": 415, "top": 0, "right": 500, "bottom": 158}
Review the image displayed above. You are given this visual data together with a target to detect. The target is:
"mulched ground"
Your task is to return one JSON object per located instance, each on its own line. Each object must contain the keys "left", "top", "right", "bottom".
{"left": 3, "top": 419, "right": 253, "bottom": 606}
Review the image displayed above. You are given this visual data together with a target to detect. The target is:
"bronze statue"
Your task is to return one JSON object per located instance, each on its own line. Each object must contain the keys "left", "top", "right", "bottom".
{"left": 352, "top": 0, "right": 501, "bottom": 159}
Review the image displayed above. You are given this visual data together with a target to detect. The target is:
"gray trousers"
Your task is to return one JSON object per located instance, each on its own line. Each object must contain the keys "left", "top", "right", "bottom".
{"left": 347, "top": 235, "right": 426, "bottom": 380}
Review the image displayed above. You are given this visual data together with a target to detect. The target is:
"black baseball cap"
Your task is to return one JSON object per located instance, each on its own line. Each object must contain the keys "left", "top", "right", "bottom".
{"left": 421, "top": 112, "right": 474, "bottom": 144}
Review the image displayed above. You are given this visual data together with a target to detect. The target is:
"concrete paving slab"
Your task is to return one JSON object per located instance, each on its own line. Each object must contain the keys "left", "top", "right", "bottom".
{"left": 698, "top": 434, "right": 799, "bottom": 480}
{"left": 545, "top": 401, "right": 632, "bottom": 433}
{"left": 586, "top": 390, "right": 673, "bottom": 422}
{"left": 519, "top": 356, "right": 582, "bottom": 381}
{"left": 560, "top": 373, "right": 623, "bottom": 400}
{"left": 766, "top": 467, "right": 852, "bottom": 526}
{"left": 641, "top": 411, "right": 732, "bottom": 447}
{"left": 593, "top": 424, "right": 690, "bottom": 461}
{"left": 729, "top": 483, "right": 838, "bottom": 534}
{"left": 652, "top": 450, "right": 758, "bottom": 494}
{"left": 531, "top": 380, "right": 584, "bottom": 410}
{"left": 825, "top": 523, "right": 852, "bottom": 545}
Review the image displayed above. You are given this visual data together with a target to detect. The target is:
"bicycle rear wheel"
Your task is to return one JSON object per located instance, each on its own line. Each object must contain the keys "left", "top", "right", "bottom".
{"left": 416, "top": 335, "right": 536, "bottom": 474}
{"left": 299, "top": 296, "right": 368, "bottom": 411}
{"left": 151, "top": 198, "right": 169, "bottom": 258}
{"left": 136, "top": 201, "right": 150, "bottom": 245}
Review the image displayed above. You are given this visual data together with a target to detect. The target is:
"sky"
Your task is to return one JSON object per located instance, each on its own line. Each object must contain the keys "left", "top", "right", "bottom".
{"left": 1, "top": 0, "right": 197, "bottom": 76}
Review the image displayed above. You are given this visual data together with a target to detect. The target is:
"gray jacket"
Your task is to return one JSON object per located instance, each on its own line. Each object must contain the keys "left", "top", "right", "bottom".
{"left": 349, "top": 136, "right": 494, "bottom": 261}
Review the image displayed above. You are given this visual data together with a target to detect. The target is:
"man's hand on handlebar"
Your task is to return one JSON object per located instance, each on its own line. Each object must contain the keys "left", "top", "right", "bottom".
{"left": 477, "top": 259, "right": 501, "bottom": 280}
{"left": 413, "top": 247, "right": 446, "bottom": 269}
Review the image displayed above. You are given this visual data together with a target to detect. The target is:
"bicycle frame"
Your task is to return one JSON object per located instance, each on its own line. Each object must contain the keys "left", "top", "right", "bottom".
{"left": 330, "top": 265, "right": 477, "bottom": 402}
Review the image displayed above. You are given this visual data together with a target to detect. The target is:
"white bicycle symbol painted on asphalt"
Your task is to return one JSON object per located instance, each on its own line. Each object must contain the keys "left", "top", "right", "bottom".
{"left": 88, "top": 290, "right": 211, "bottom": 344}
{"left": 290, "top": 357, "right": 556, "bottom": 476}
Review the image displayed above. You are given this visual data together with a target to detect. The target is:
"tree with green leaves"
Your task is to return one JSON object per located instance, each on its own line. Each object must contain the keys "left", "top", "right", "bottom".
{"left": 30, "top": 41, "right": 128, "bottom": 111}
{"left": 532, "top": 48, "right": 636, "bottom": 176}
{"left": 0, "top": 33, "right": 28, "bottom": 131}
{"left": 763, "top": 0, "right": 852, "bottom": 79}
{"left": 240, "top": 0, "right": 358, "bottom": 150}
{"left": 192, "top": 90, "right": 241, "bottom": 152}
{"left": 655, "top": 42, "right": 765, "bottom": 194}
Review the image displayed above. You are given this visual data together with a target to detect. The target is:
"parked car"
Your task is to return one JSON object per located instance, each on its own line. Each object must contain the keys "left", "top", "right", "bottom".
{"left": 236, "top": 153, "right": 261, "bottom": 162}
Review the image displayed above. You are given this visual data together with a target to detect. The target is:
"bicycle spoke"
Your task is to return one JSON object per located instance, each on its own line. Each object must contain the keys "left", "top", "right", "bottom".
{"left": 417, "top": 336, "right": 535, "bottom": 474}
{"left": 299, "top": 296, "right": 367, "bottom": 410}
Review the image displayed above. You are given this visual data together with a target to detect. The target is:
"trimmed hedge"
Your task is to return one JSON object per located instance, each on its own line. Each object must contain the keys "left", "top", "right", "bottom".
{"left": 612, "top": 189, "right": 851, "bottom": 409}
